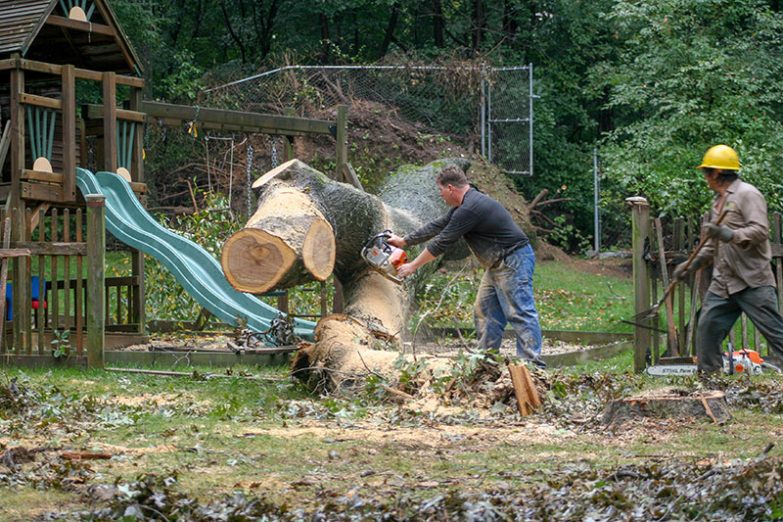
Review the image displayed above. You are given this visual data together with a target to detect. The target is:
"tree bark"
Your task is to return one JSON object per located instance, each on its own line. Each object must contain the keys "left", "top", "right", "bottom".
{"left": 471, "top": 0, "right": 485, "bottom": 51}
{"left": 221, "top": 177, "right": 336, "bottom": 294}
{"left": 379, "top": 3, "right": 401, "bottom": 58}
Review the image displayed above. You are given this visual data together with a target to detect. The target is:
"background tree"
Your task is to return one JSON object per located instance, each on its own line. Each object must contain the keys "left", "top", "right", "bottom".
{"left": 593, "top": 0, "right": 783, "bottom": 219}
{"left": 111, "top": 0, "right": 783, "bottom": 250}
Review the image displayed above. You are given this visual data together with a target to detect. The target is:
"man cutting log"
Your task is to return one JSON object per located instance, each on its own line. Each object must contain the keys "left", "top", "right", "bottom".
{"left": 387, "top": 165, "right": 545, "bottom": 368}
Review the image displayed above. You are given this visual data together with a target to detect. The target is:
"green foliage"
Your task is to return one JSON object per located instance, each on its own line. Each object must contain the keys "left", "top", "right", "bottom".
{"left": 144, "top": 188, "right": 240, "bottom": 322}
{"left": 158, "top": 50, "right": 205, "bottom": 102}
{"left": 50, "top": 329, "right": 71, "bottom": 359}
{"left": 594, "top": 0, "right": 783, "bottom": 217}
{"left": 547, "top": 215, "right": 592, "bottom": 254}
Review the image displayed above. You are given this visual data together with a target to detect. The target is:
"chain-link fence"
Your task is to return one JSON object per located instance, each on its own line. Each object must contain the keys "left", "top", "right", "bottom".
{"left": 203, "top": 63, "right": 534, "bottom": 176}
{"left": 482, "top": 65, "right": 535, "bottom": 176}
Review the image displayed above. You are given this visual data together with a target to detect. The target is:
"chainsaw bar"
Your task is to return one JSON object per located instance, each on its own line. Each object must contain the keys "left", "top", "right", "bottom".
{"left": 646, "top": 364, "right": 698, "bottom": 377}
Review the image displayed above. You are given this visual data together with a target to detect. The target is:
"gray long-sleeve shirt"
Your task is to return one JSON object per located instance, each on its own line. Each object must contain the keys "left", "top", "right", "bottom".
{"left": 699, "top": 179, "right": 775, "bottom": 298}
{"left": 403, "top": 187, "right": 529, "bottom": 268}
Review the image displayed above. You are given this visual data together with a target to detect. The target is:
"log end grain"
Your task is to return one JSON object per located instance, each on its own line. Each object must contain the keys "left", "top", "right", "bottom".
{"left": 222, "top": 229, "right": 295, "bottom": 293}
{"left": 302, "top": 219, "right": 336, "bottom": 281}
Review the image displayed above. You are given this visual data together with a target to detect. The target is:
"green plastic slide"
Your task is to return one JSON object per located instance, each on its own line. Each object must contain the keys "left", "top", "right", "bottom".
{"left": 76, "top": 168, "right": 315, "bottom": 342}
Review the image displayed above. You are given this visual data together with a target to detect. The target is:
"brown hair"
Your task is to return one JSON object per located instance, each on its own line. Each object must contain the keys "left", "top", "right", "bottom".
{"left": 436, "top": 165, "right": 468, "bottom": 187}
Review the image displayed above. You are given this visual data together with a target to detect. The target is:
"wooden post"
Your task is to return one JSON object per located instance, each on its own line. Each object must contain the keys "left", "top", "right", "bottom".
{"left": 654, "top": 217, "right": 678, "bottom": 357}
{"left": 674, "top": 218, "right": 685, "bottom": 342}
{"left": 283, "top": 108, "right": 295, "bottom": 162}
{"left": 277, "top": 291, "right": 289, "bottom": 315}
{"left": 320, "top": 280, "right": 328, "bottom": 318}
{"left": 128, "top": 86, "right": 145, "bottom": 335}
{"left": 627, "top": 197, "right": 650, "bottom": 373}
{"left": 335, "top": 105, "right": 348, "bottom": 182}
{"left": 62, "top": 64, "right": 76, "bottom": 201}
{"left": 102, "top": 72, "right": 117, "bottom": 173}
{"left": 86, "top": 195, "right": 105, "bottom": 368}
{"left": 0, "top": 217, "right": 11, "bottom": 354}
{"left": 10, "top": 59, "right": 31, "bottom": 354}
{"left": 332, "top": 278, "right": 344, "bottom": 314}
{"left": 129, "top": 86, "right": 144, "bottom": 183}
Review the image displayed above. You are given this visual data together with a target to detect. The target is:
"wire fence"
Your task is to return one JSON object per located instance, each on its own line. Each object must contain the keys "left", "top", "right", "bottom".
{"left": 203, "top": 63, "right": 534, "bottom": 176}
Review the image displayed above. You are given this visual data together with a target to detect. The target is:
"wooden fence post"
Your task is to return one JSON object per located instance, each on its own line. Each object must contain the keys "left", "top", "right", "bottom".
{"left": 10, "top": 60, "right": 31, "bottom": 354}
{"left": 86, "top": 195, "right": 105, "bottom": 368}
{"left": 627, "top": 196, "right": 650, "bottom": 373}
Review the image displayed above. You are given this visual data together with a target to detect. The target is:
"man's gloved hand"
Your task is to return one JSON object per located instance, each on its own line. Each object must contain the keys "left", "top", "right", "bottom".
{"left": 672, "top": 256, "right": 707, "bottom": 281}
{"left": 704, "top": 223, "right": 734, "bottom": 242}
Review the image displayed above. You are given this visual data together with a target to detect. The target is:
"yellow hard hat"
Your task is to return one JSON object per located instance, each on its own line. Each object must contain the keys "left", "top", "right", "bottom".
{"left": 697, "top": 144, "right": 740, "bottom": 171}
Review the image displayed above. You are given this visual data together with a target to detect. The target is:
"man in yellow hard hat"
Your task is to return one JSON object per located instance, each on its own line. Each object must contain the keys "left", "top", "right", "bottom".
{"left": 673, "top": 144, "right": 783, "bottom": 372}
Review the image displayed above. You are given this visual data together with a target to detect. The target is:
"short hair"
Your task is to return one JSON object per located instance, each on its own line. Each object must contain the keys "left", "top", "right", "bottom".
{"left": 436, "top": 165, "right": 468, "bottom": 187}
{"left": 703, "top": 167, "right": 739, "bottom": 183}
{"left": 717, "top": 170, "right": 739, "bottom": 183}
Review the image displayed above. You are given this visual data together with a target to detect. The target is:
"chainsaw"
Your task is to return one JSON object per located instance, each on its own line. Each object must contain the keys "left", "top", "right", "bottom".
{"left": 646, "top": 347, "right": 781, "bottom": 377}
{"left": 360, "top": 230, "right": 407, "bottom": 284}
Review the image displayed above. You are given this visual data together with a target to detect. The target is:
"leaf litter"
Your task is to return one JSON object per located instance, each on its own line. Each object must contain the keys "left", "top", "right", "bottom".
{"left": 5, "top": 364, "right": 783, "bottom": 520}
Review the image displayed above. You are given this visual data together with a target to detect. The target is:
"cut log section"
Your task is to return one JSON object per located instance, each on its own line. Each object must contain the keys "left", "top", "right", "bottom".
{"left": 222, "top": 181, "right": 336, "bottom": 293}
{"left": 602, "top": 389, "right": 731, "bottom": 425}
{"left": 507, "top": 362, "right": 542, "bottom": 416}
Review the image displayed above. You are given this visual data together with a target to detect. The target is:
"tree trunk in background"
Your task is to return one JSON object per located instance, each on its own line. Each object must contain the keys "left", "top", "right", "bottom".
{"left": 222, "top": 158, "right": 471, "bottom": 390}
{"left": 471, "top": 0, "right": 485, "bottom": 51}
{"left": 319, "top": 13, "right": 331, "bottom": 63}
{"left": 432, "top": 0, "right": 445, "bottom": 47}
{"left": 379, "top": 3, "right": 401, "bottom": 58}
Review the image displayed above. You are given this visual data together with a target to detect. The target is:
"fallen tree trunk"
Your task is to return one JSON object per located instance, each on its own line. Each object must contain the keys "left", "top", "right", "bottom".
{"left": 222, "top": 158, "right": 472, "bottom": 390}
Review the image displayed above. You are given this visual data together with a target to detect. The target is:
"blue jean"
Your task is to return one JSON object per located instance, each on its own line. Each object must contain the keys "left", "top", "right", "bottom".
{"left": 474, "top": 244, "right": 544, "bottom": 366}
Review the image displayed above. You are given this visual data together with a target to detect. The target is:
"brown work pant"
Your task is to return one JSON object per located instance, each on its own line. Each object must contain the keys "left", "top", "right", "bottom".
{"left": 696, "top": 286, "right": 783, "bottom": 372}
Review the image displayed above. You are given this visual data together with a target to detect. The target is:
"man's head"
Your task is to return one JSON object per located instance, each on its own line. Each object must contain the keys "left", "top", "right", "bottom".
{"left": 435, "top": 166, "right": 469, "bottom": 207}
{"left": 697, "top": 144, "right": 740, "bottom": 192}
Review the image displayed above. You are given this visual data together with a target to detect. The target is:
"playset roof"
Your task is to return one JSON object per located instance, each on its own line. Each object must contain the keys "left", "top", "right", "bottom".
{"left": 0, "top": 0, "right": 141, "bottom": 74}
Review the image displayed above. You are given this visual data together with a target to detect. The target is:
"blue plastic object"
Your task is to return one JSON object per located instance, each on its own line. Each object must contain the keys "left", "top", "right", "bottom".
{"left": 5, "top": 276, "right": 46, "bottom": 321}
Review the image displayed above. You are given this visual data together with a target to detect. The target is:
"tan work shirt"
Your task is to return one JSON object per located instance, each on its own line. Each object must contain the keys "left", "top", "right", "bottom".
{"left": 700, "top": 179, "right": 775, "bottom": 298}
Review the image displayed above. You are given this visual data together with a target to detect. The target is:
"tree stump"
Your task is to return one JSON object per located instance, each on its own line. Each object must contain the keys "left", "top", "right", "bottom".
{"left": 602, "top": 389, "right": 731, "bottom": 425}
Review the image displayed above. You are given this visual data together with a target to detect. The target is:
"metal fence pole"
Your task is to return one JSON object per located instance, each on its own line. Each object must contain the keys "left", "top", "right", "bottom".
{"left": 528, "top": 63, "right": 534, "bottom": 178}
{"left": 487, "top": 76, "right": 493, "bottom": 162}
{"left": 245, "top": 144, "right": 254, "bottom": 219}
{"left": 480, "top": 67, "right": 486, "bottom": 158}
{"left": 593, "top": 147, "right": 600, "bottom": 254}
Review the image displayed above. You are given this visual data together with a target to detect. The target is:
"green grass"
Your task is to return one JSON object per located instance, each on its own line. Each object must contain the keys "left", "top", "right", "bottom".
{"left": 414, "top": 258, "right": 635, "bottom": 333}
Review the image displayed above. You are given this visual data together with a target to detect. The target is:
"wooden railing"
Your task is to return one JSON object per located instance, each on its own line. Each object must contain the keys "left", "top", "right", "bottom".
{"left": 0, "top": 199, "right": 105, "bottom": 366}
